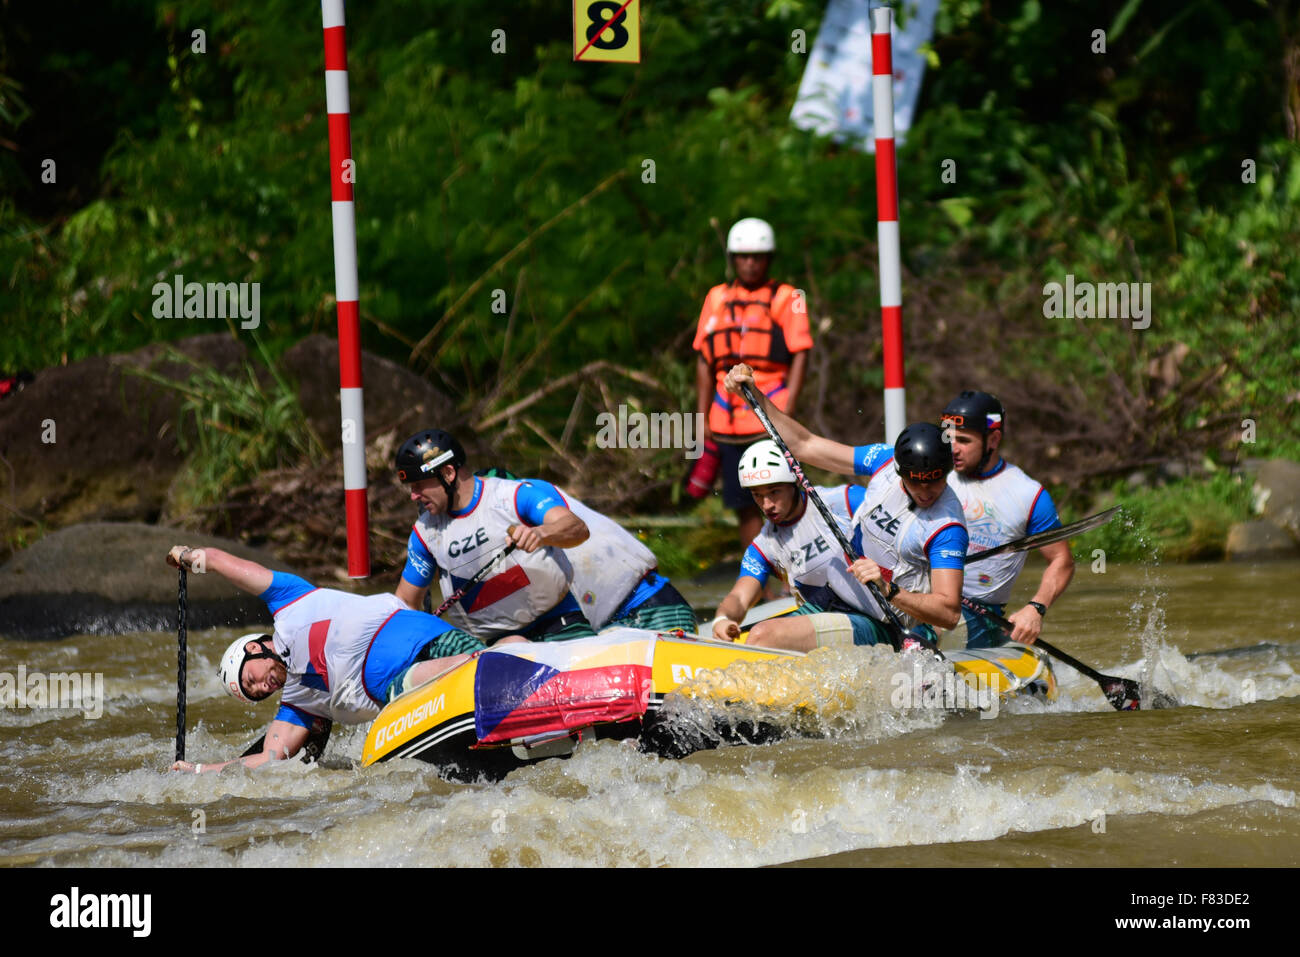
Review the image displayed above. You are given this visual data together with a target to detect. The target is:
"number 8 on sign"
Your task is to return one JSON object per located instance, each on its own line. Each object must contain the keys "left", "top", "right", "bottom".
{"left": 573, "top": 0, "right": 641, "bottom": 63}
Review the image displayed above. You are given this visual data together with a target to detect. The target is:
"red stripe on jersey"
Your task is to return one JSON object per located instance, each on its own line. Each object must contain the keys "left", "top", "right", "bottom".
{"left": 308, "top": 619, "right": 332, "bottom": 690}
{"left": 465, "top": 564, "right": 531, "bottom": 613}
{"left": 1027, "top": 486, "right": 1045, "bottom": 529}
{"left": 924, "top": 521, "right": 964, "bottom": 555}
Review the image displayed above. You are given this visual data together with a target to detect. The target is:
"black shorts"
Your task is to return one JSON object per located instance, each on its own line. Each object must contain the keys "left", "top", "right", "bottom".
{"left": 717, "top": 437, "right": 766, "bottom": 511}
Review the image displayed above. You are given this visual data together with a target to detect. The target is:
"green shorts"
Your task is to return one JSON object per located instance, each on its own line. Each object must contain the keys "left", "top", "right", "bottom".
{"left": 605, "top": 583, "right": 698, "bottom": 633}
{"left": 385, "top": 628, "right": 485, "bottom": 701}
{"left": 526, "top": 611, "right": 599, "bottom": 643}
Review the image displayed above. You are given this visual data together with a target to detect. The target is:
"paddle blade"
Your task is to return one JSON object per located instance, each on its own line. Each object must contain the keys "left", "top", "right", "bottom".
{"left": 1099, "top": 676, "right": 1179, "bottom": 711}
{"left": 1100, "top": 677, "right": 1144, "bottom": 712}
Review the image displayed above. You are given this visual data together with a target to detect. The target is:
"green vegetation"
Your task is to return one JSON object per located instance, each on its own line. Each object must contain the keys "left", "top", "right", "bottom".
{"left": 127, "top": 342, "right": 323, "bottom": 513}
{"left": 2, "top": 1, "right": 1298, "bottom": 562}
{"left": 1081, "top": 472, "right": 1256, "bottom": 563}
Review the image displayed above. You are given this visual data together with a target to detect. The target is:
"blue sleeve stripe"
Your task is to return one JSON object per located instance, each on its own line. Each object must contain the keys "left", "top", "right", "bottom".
{"left": 536, "top": 481, "right": 568, "bottom": 508}
{"left": 274, "top": 701, "right": 321, "bottom": 730}
{"left": 846, "top": 484, "right": 866, "bottom": 514}
{"left": 514, "top": 481, "right": 565, "bottom": 526}
{"left": 925, "top": 523, "right": 968, "bottom": 570}
{"left": 1026, "top": 487, "right": 1062, "bottom": 536}
{"left": 852, "top": 444, "right": 895, "bottom": 477}
{"left": 851, "top": 445, "right": 869, "bottom": 476}
{"left": 260, "top": 572, "right": 318, "bottom": 616}
{"left": 401, "top": 527, "right": 437, "bottom": 587}
{"left": 738, "top": 544, "right": 771, "bottom": 585}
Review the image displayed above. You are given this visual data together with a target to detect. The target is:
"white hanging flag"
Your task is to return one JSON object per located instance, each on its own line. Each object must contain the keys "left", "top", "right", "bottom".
{"left": 790, "top": 0, "right": 940, "bottom": 151}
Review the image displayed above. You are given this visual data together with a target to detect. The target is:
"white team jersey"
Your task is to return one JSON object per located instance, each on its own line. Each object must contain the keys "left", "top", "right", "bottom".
{"left": 852, "top": 470, "right": 966, "bottom": 627}
{"left": 555, "top": 490, "right": 657, "bottom": 629}
{"left": 412, "top": 477, "right": 575, "bottom": 639}
{"left": 751, "top": 486, "right": 877, "bottom": 615}
{"left": 948, "top": 462, "right": 1045, "bottom": 604}
{"left": 273, "top": 587, "right": 407, "bottom": 725}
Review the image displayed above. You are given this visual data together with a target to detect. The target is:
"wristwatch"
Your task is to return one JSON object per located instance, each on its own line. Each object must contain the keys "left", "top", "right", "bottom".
{"left": 1028, "top": 600, "right": 1047, "bottom": 618}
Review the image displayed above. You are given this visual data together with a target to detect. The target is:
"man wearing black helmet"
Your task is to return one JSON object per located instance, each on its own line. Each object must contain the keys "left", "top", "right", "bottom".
{"left": 393, "top": 430, "right": 597, "bottom": 643}
{"left": 941, "top": 392, "right": 1074, "bottom": 647}
{"left": 476, "top": 468, "right": 697, "bottom": 633}
{"left": 721, "top": 365, "right": 968, "bottom": 645}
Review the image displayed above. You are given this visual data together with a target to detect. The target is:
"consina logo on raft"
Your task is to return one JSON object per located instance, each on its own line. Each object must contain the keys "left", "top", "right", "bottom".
{"left": 374, "top": 693, "right": 445, "bottom": 749}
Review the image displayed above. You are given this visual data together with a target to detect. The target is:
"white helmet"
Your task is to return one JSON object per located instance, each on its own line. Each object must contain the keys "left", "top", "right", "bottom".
{"left": 738, "top": 440, "right": 796, "bottom": 488}
{"left": 218, "top": 632, "right": 279, "bottom": 704}
{"left": 726, "top": 217, "right": 775, "bottom": 254}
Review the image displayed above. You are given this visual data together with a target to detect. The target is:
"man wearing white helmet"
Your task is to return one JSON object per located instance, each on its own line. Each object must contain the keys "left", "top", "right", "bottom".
{"left": 164, "top": 545, "right": 521, "bottom": 774}
{"left": 711, "top": 440, "right": 897, "bottom": 650}
{"left": 719, "top": 365, "right": 969, "bottom": 650}
{"left": 692, "top": 217, "right": 813, "bottom": 549}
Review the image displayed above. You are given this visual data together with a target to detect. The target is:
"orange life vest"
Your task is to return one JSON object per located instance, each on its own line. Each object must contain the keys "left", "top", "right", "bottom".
{"left": 694, "top": 280, "right": 811, "bottom": 438}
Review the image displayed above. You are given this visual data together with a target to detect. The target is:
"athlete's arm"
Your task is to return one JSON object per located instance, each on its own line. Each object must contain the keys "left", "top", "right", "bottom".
{"left": 171, "top": 719, "right": 310, "bottom": 774}
{"left": 167, "top": 545, "right": 273, "bottom": 595}
{"left": 713, "top": 576, "right": 764, "bottom": 641}
{"left": 396, "top": 579, "right": 427, "bottom": 611}
{"left": 723, "top": 364, "right": 856, "bottom": 475}
{"left": 510, "top": 505, "right": 588, "bottom": 552}
{"left": 898, "top": 567, "right": 962, "bottom": 631}
{"left": 847, "top": 560, "right": 962, "bottom": 630}
{"left": 396, "top": 528, "right": 435, "bottom": 611}
{"left": 1005, "top": 541, "right": 1074, "bottom": 644}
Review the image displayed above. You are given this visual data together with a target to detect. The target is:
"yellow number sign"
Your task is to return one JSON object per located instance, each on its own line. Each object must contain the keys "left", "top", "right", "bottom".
{"left": 573, "top": 0, "right": 641, "bottom": 63}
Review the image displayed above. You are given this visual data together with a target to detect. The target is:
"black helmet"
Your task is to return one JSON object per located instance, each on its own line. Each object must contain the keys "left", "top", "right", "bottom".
{"left": 894, "top": 423, "right": 952, "bottom": 482}
{"left": 940, "top": 390, "right": 1004, "bottom": 435}
{"left": 395, "top": 429, "right": 466, "bottom": 484}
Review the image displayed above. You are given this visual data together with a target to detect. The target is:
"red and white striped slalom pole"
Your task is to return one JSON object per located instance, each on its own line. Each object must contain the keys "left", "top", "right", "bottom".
{"left": 872, "top": 6, "right": 906, "bottom": 444}
{"left": 322, "top": 0, "right": 370, "bottom": 577}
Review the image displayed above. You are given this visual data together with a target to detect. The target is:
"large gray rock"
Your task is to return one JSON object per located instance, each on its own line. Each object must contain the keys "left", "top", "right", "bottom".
{"left": 1256, "top": 459, "right": 1300, "bottom": 539}
{"left": 1225, "top": 520, "right": 1300, "bottom": 562}
{"left": 279, "top": 334, "right": 458, "bottom": 445}
{"left": 0, "top": 335, "right": 247, "bottom": 561}
{"left": 0, "top": 522, "right": 305, "bottom": 640}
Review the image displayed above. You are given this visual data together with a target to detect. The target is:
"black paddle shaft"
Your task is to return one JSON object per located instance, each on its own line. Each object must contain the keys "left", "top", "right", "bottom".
{"left": 738, "top": 383, "right": 941, "bottom": 658}
{"left": 958, "top": 596, "right": 1151, "bottom": 711}
{"left": 175, "top": 566, "right": 187, "bottom": 762}
{"left": 434, "top": 541, "right": 518, "bottom": 616}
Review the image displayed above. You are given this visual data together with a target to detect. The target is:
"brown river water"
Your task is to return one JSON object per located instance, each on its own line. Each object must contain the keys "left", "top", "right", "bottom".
{"left": 1, "top": 560, "right": 1297, "bottom": 868}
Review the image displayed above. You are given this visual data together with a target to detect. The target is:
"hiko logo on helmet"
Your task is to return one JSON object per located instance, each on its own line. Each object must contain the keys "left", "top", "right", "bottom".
{"left": 419, "top": 447, "right": 455, "bottom": 474}
{"left": 902, "top": 467, "right": 947, "bottom": 482}
{"left": 946, "top": 413, "right": 1004, "bottom": 432}
{"left": 741, "top": 468, "right": 775, "bottom": 484}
